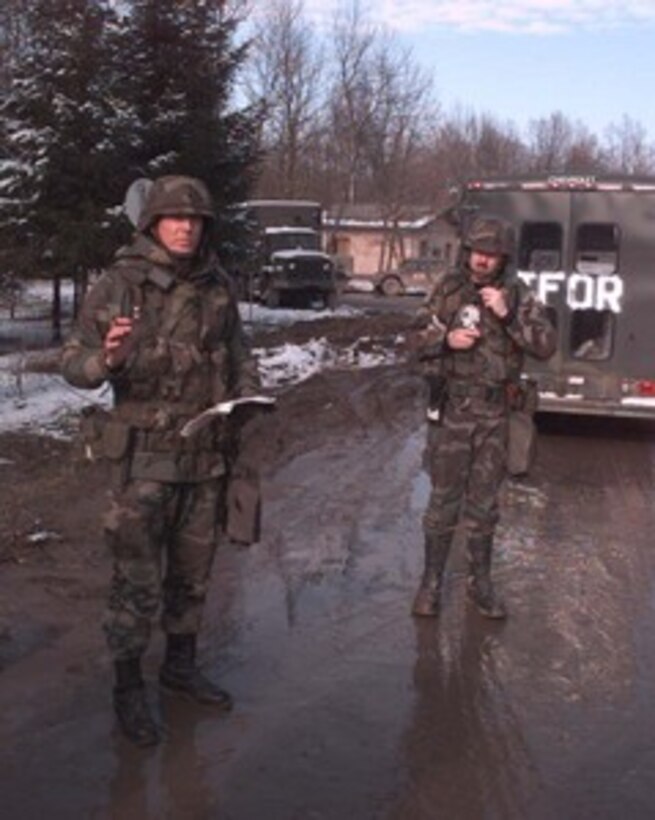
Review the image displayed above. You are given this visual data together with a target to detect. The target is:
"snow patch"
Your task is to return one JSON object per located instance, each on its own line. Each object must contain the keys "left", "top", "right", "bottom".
{"left": 0, "top": 360, "right": 110, "bottom": 438}
{"left": 0, "top": 295, "right": 398, "bottom": 438}
{"left": 239, "top": 301, "right": 361, "bottom": 327}
{"left": 255, "top": 337, "right": 399, "bottom": 389}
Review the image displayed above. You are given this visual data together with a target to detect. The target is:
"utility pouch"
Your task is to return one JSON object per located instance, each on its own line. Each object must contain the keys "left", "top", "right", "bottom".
{"left": 225, "top": 463, "right": 261, "bottom": 546}
{"left": 79, "top": 405, "right": 112, "bottom": 462}
{"left": 101, "top": 421, "right": 133, "bottom": 461}
{"left": 507, "top": 379, "right": 539, "bottom": 476}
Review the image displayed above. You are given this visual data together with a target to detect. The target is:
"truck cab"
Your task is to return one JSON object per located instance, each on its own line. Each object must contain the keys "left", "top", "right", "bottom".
{"left": 236, "top": 200, "right": 338, "bottom": 309}
{"left": 456, "top": 175, "right": 655, "bottom": 418}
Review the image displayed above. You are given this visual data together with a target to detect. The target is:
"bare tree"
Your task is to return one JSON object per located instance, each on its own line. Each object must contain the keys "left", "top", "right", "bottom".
{"left": 603, "top": 116, "right": 655, "bottom": 175}
{"left": 360, "top": 39, "right": 437, "bottom": 269}
{"left": 526, "top": 111, "right": 602, "bottom": 174}
{"left": 323, "top": 0, "right": 379, "bottom": 205}
{"left": 316, "top": 1, "right": 440, "bottom": 269}
{"left": 430, "top": 109, "right": 526, "bottom": 193}
{"left": 245, "top": 0, "right": 324, "bottom": 197}
{"left": 474, "top": 114, "right": 526, "bottom": 176}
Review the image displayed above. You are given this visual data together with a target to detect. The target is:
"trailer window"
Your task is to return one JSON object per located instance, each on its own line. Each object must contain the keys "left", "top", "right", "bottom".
{"left": 519, "top": 223, "right": 562, "bottom": 271}
{"left": 570, "top": 309, "right": 614, "bottom": 360}
{"left": 575, "top": 223, "right": 619, "bottom": 275}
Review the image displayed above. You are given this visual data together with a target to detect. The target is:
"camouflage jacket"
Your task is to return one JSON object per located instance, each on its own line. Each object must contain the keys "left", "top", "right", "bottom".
{"left": 416, "top": 266, "right": 556, "bottom": 386}
{"left": 62, "top": 234, "right": 261, "bottom": 482}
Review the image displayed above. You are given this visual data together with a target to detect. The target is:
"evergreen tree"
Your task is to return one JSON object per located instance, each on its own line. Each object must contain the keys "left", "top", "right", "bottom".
{"left": 0, "top": 0, "right": 261, "bottom": 339}
{"left": 0, "top": 0, "right": 127, "bottom": 337}
{"left": 119, "top": 0, "right": 262, "bottom": 254}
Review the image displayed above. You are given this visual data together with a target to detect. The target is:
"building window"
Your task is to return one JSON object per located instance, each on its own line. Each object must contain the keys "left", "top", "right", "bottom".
{"left": 575, "top": 223, "right": 619, "bottom": 275}
{"left": 519, "top": 222, "right": 563, "bottom": 271}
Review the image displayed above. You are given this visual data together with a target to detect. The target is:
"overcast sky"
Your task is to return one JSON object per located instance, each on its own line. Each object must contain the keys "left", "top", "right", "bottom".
{"left": 290, "top": 0, "right": 655, "bottom": 139}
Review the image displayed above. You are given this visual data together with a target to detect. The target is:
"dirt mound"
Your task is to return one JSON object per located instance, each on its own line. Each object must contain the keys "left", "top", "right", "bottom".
{"left": 251, "top": 310, "right": 413, "bottom": 349}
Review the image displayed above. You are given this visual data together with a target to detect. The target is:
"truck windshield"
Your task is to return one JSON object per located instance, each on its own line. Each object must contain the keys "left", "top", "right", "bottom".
{"left": 266, "top": 232, "right": 320, "bottom": 253}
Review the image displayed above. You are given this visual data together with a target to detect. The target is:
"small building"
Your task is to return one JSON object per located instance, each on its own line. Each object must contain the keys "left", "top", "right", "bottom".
{"left": 323, "top": 204, "right": 458, "bottom": 278}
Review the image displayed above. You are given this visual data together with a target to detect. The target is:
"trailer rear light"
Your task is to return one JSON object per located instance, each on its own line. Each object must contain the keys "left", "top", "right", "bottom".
{"left": 466, "top": 180, "right": 510, "bottom": 191}
{"left": 625, "top": 378, "right": 655, "bottom": 396}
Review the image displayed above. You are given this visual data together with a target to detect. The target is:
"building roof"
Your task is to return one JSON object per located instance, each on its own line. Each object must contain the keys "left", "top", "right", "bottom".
{"left": 324, "top": 203, "right": 437, "bottom": 231}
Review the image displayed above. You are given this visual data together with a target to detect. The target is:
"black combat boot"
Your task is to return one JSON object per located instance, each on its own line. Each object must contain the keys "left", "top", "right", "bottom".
{"left": 411, "top": 533, "right": 452, "bottom": 617}
{"left": 466, "top": 535, "right": 507, "bottom": 620}
{"left": 113, "top": 657, "right": 161, "bottom": 748}
{"left": 159, "top": 634, "right": 233, "bottom": 710}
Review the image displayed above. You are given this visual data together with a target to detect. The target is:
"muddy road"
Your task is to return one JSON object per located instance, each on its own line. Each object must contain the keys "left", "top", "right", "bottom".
{"left": 2, "top": 315, "right": 655, "bottom": 819}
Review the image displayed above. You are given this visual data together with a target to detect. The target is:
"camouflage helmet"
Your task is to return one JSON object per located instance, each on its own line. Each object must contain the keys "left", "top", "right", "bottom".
{"left": 137, "top": 175, "right": 215, "bottom": 232}
{"left": 463, "top": 214, "right": 514, "bottom": 257}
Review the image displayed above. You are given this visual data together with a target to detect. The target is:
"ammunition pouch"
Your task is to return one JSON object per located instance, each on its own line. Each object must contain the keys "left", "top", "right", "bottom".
{"left": 78, "top": 406, "right": 134, "bottom": 488}
{"left": 506, "top": 379, "right": 538, "bottom": 477}
{"left": 506, "top": 379, "right": 538, "bottom": 413}
{"left": 102, "top": 421, "right": 133, "bottom": 461}
{"left": 79, "top": 406, "right": 132, "bottom": 462}
{"left": 79, "top": 405, "right": 109, "bottom": 461}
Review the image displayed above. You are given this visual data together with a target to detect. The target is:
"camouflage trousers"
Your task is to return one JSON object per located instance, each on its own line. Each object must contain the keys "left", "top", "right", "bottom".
{"left": 103, "top": 477, "right": 226, "bottom": 661}
{"left": 423, "top": 399, "right": 508, "bottom": 540}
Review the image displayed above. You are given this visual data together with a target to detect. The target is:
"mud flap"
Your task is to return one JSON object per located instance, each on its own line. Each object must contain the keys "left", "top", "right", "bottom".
{"left": 226, "top": 466, "right": 261, "bottom": 546}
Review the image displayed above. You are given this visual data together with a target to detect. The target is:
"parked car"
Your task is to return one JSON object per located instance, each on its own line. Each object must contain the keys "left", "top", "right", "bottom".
{"left": 374, "top": 257, "right": 445, "bottom": 296}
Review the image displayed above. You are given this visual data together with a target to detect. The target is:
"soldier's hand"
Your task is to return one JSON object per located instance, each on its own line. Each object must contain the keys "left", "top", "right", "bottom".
{"left": 447, "top": 327, "right": 481, "bottom": 349}
{"left": 104, "top": 316, "right": 135, "bottom": 370}
{"left": 480, "top": 286, "right": 509, "bottom": 319}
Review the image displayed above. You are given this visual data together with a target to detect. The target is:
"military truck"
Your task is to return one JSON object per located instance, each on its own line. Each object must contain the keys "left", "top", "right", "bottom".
{"left": 234, "top": 200, "right": 338, "bottom": 309}
{"left": 454, "top": 175, "right": 655, "bottom": 418}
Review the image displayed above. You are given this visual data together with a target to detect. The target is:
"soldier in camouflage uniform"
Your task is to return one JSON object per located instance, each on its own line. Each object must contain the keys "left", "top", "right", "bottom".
{"left": 62, "top": 176, "right": 262, "bottom": 747}
{"left": 411, "top": 214, "right": 556, "bottom": 620}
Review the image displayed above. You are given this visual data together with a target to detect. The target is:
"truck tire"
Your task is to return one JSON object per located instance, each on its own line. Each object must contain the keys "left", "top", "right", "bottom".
{"left": 381, "top": 275, "right": 404, "bottom": 297}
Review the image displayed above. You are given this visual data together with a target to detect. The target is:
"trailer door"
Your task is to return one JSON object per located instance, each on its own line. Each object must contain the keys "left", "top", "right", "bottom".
{"left": 570, "top": 189, "right": 655, "bottom": 378}
{"left": 512, "top": 191, "right": 572, "bottom": 385}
